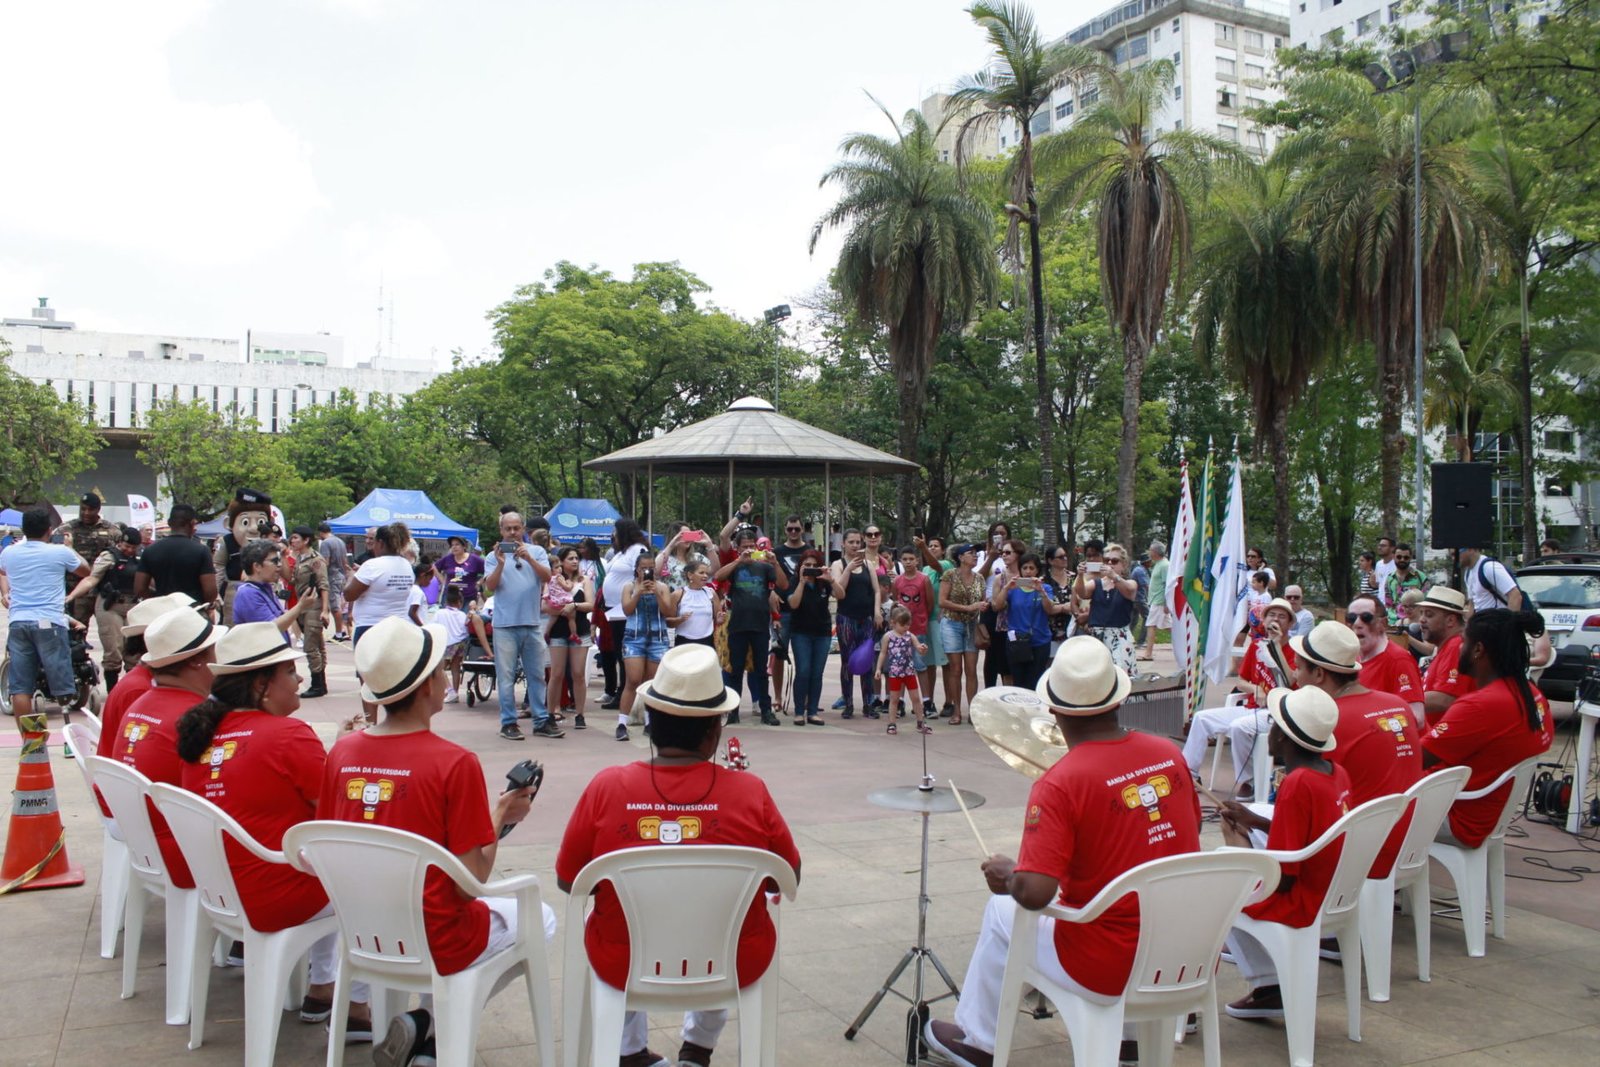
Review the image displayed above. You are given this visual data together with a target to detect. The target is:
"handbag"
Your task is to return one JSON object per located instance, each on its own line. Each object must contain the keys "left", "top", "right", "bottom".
{"left": 1006, "top": 632, "right": 1037, "bottom": 670}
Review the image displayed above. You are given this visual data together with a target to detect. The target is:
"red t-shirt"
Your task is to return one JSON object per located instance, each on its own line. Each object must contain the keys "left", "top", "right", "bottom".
{"left": 111, "top": 685, "right": 198, "bottom": 888}
{"left": 1245, "top": 763, "right": 1353, "bottom": 927}
{"left": 892, "top": 572, "right": 933, "bottom": 635}
{"left": 1330, "top": 690, "right": 1423, "bottom": 876}
{"left": 555, "top": 761, "right": 801, "bottom": 991}
{"left": 1359, "top": 641, "right": 1419, "bottom": 708}
{"left": 1421, "top": 677, "right": 1553, "bottom": 848}
{"left": 1422, "top": 635, "right": 1475, "bottom": 727}
{"left": 317, "top": 730, "right": 497, "bottom": 975}
{"left": 1015, "top": 732, "right": 1202, "bottom": 997}
{"left": 1239, "top": 640, "right": 1297, "bottom": 708}
{"left": 95, "top": 660, "right": 154, "bottom": 816}
{"left": 179, "top": 710, "right": 328, "bottom": 932}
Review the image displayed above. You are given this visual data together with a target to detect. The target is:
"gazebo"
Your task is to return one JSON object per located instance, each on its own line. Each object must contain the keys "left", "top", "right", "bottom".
{"left": 583, "top": 397, "right": 920, "bottom": 536}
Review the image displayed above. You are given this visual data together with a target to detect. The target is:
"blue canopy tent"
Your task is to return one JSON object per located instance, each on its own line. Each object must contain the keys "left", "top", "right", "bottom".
{"left": 327, "top": 488, "right": 479, "bottom": 544}
{"left": 544, "top": 498, "right": 623, "bottom": 545}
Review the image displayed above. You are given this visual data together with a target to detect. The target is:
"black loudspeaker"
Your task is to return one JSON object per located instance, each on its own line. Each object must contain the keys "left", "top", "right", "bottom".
{"left": 1431, "top": 463, "right": 1494, "bottom": 549}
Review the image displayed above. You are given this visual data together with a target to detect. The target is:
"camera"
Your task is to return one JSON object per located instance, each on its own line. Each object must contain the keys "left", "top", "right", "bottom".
{"left": 499, "top": 759, "right": 544, "bottom": 840}
{"left": 498, "top": 541, "right": 519, "bottom": 554}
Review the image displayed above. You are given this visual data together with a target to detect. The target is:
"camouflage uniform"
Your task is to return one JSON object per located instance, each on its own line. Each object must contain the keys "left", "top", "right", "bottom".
{"left": 54, "top": 517, "right": 119, "bottom": 625}
{"left": 86, "top": 546, "right": 140, "bottom": 675}
{"left": 293, "top": 551, "right": 329, "bottom": 673}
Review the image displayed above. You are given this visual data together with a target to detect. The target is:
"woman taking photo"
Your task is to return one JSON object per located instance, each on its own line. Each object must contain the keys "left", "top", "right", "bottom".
{"left": 1042, "top": 545, "right": 1075, "bottom": 654}
{"left": 989, "top": 551, "right": 1057, "bottom": 690}
{"left": 433, "top": 535, "right": 485, "bottom": 607}
{"left": 544, "top": 546, "right": 594, "bottom": 731}
{"left": 344, "top": 522, "right": 417, "bottom": 724}
{"left": 785, "top": 549, "right": 832, "bottom": 726}
{"left": 667, "top": 561, "right": 721, "bottom": 647}
{"left": 1074, "top": 541, "right": 1139, "bottom": 675}
{"left": 937, "top": 543, "right": 984, "bottom": 725}
{"left": 616, "top": 550, "right": 673, "bottom": 741}
{"left": 229, "top": 539, "right": 305, "bottom": 638}
{"left": 831, "top": 529, "right": 881, "bottom": 719}
{"left": 599, "top": 520, "right": 651, "bottom": 712}
{"left": 980, "top": 538, "right": 1025, "bottom": 688}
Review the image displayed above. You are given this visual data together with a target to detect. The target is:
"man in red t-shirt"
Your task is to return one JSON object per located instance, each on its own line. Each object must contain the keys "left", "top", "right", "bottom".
{"left": 319, "top": 616, "right": 552, "bottom": 1067}
{"left": 1219, "top": 686, "right": 1352, "bottom": 1020}
{"left": 557, "top": 643, "right": 800, "bottom": 1067}
{"left": 93, "top": 592, "right": 198, "bottom": 816}
{"left": 109, "top": 607, "right": 224, "bottom": 889}
{"left": 1183, "top": 598, "right": 1297, "bottom": 794}
{"left": 1422, "top": 609, "right": 1554, "bottom": 848}
{"left": 1348, "top": 595, "right": 1422, "bottom": 724}
{"left": 925, "top": 637, "right": 1200, "bottom": 1067}
{"left": 1417, "top": 587, "right": 1474, "bottom": 727}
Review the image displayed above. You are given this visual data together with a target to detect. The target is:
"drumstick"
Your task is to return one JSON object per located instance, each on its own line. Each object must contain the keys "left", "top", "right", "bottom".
{"left": 1195, "top": 781, "right": 1230, "bottom": 810}
{"left": 947, "top": 779, "right": 990, "bottom": 856}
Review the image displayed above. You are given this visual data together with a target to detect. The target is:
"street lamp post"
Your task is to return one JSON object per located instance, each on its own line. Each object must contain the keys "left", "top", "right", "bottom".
{"left": 763, "top": 304, "right": 792, "bottom": 406}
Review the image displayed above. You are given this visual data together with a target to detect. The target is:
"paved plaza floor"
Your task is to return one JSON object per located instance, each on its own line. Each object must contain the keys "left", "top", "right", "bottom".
{"left": 3, "top": 638, "right": 1596, "bottom": 1066}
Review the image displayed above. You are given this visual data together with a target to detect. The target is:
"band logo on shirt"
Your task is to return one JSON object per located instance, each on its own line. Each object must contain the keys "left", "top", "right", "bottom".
{"left": 122, "top": 721, "right": 150, "bottom": 754}
{"left": 203, "top": 741, "right": 238, "bottom": 779}
{"left": 346, "top": 777, "right": 396, "bottom": 819}
{"left": 638, "top": 816, "right": 701, "bottom": 844}
{"left": 1376, "top": 715, "right": 1409, "bottom": 742}
{"left": 1121, "top": 775, "right": 1173, "bottom": 822}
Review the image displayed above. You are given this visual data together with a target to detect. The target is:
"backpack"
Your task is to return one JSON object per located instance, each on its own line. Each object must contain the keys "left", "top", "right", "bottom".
{"left": 1476, "top": 557, "right": 1538, "bottom": 612}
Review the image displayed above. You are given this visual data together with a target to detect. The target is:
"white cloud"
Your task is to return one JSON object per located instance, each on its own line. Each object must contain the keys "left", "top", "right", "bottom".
{"left": 0, "top": 2, "right": 324, "bottom": 265}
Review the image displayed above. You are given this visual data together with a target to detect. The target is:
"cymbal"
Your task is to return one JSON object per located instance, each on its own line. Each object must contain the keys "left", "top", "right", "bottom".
{"left": 970, "top": 686, "right": 1065, "bottom": 780}
{"left": 867, "top": 785, "right": 987, "bottom": 814}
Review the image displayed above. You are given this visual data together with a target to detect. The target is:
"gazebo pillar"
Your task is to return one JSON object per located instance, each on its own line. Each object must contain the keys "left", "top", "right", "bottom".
{"left": 646, "top": 463, "right": 654, "bottom": 539}
{"left": 727, "top": 460, "right": 735, "bottom": 518}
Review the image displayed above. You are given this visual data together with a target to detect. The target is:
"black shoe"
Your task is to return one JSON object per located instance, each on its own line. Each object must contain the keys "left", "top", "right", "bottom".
{"left": 793, "top": 715, "right": 806, "bottom": 725}
{"left": 840, "top": 706, "right": 854, "bottom": 720}
{"left": 1118, "top": 1039, "right": 1139, "bottom": 1066}
{"left": 531, "top": 719, "right": 565, "bottom": 738}
{"left": 940, "top": 702, "right": 955, "bottom": 719}
{"left": 225, "top": 940, "right": 244, "bottom": 966}
{"left": 373, "top": 1008, "right": 431, "bottom": 1067}
{"left": 104, "top": 669, "right": 120, "bottom": 691}
{"left": 300, "top": 671, "right": 327, "bottom": 699}
{"left": 677, "top": 1040, "right": 714, "bottom": 1067}
{"left": 599, "top": 697, "right": 621, "bottom": 710}
{"left": 760, "top": 710, "right": 781, "bottom": 726}
{"left": 922, "top": 699, "right": 936, "bottom": 718}
{"left": 726, "top": 710, "right": 740, "bottom": 725}
{"left": 499, "top": 724, "right": 526, "bottom": 741}
{"left": 806, "top": 715, "right": 824, "bottom": 725}
{"left": 863, "top": 706, "right": 881, "bottom": 719}
{"left": 615, "top": 723, "right": 630, "bottom": 742}
{"left": 574, "top": 713, "right": 587, "bottom": 730}
{"left": 1319, "top": 936, "right": 1342, "bottom": 963}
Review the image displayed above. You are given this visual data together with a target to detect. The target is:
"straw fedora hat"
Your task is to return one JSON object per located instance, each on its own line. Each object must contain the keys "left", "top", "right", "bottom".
{"left": 1265, "top": 686, "right": 1339, "bottom": 753}
{"left": 143, "top": 610, "right": 225, "bottom": 669}
{"left": 1289, "top": 620, "right": 1360, "bottom": 673}
{"left": 209, "top": 622, "right": 305, "bottom": 676}
{"left": 1263, "top": 597, "right": 1296, "bottom": 622}
{"left": 1035, "top": 635, "right": 1131, "bottom": 716}
{"left": 1417, "top": 586, "right": 1468, "bottom": 616}
{"left": 635, "top": 644, "right": 740, "bottom": 717}
{"left": 124, "top": 592, "right": 200, "bottom": 637}
{"left": 355, "top": 616, "right": 448, "bottom": 705}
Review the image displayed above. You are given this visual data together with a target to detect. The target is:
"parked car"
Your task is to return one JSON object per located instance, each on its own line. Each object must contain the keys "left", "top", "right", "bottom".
{"left": 1519, "top": 552, "right": 1600, "bottom": 702}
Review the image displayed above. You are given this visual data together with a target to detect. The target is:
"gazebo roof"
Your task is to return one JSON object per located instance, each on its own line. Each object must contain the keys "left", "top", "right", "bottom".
{"left": 583, "top": 397, "right": 920, "bottom": 478}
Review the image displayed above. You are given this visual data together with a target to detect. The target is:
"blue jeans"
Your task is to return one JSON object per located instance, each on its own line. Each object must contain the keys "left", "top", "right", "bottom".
{"left": 7, "top": 621, "right": 75, "bottom": 700}
{"left": 494, "top": 625, "right": 549, "bottom": 728}
{"left": 789, "top": 632, "right": 831, "bottom": 717}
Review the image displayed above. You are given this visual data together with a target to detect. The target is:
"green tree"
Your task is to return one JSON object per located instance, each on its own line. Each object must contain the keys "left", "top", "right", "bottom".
{"left": 137, "top": 399, "right": 293, "bottom": 518}
{"left": 949, "top": 0, "right": 1100, "bottom": 546}
{"left": 1291, "top": 354, "right": 1384, "bottom": 603}
{"left": 1035, "top": 58, "right": 1226, "bottom": 548}
{"left": 273, "top": 476, "right": 355, "bottom": 528}
{"left": 1191, "top": 160, "right": 1339, "bottom": 581}
{"left": 277, "top": 390, "right": 422, "bottom": 501}
{"left": 809, "top": 101, "right": 997, "bottom": 540}
{"left": 0, "top": 348, "right": 101, "bottom": 509}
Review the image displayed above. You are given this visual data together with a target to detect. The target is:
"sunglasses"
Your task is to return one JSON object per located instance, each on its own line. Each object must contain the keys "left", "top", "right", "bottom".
{"left": 1287, "top": 594, "right": 1303, "bottom": 600}
{"left": 786, "top": 526, "right": 801, "bottom": 532}
{"left": 1346, "top": 611, "right": 1378, "bottom": 625}
{"left": 865, "top": 530, "right": 882, "bottom": 537}
{"left": 1106, "top": 558, "right": 1125, "bottom": 565}
{"left": 265, "top": 556, "right": 283, "bottom": 565}
{"left": 1001, "top": 549, "right": 1016, "bottom": 556}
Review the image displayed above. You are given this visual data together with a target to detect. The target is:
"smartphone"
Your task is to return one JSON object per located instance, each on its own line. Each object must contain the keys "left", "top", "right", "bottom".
{"left": 682, "top": 529, "right": 707, "bottom": 543}
{"left": 1085, "top": 561, "right": 1104, "bottom": 573}
{"left": 991, "top": 534, "right": 1002, "bottom": 547}
{"left": 641, "top": 567, "right": 654, "bottom": 582}
{"left": 498, "top": 541, "right": 519, "bottom": 554}
{"left": 913, "top": 527, "right": 924, "bottom": 539}
{"left": 1017, "top": 577, "right": 1037, "bottom": 591}
{"left": 802, "top": 566, "right": 824, "bottom": 578}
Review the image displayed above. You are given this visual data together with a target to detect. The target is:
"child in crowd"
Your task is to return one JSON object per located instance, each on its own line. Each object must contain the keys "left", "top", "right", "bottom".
{"left": 892, "top": 545, "right": 935, "bottom": 719}
{"left": 436, "top": 586, "right": 471, "bottom": 703}
{"left": 407, "top": 563, "right": 430, "bottom": 625}
{"left": 876, "top": 605, "right": 930, "bottom": 736}
{"left": 1245, "top": 571, "right": 1273, "bottom": 640}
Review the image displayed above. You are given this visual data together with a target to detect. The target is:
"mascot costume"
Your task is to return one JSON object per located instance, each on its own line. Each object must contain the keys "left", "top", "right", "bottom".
{"left": 215, "top": 487, "right": 273, "bottom": 625}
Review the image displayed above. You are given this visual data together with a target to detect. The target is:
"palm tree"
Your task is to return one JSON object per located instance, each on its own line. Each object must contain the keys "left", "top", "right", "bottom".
{"left": 1034, "top": 59, "right": 1226, "bottom": 548}
{"left": 1278, "top": 70, "right": 1493, "bottom": 539}
{"left": 810, "top": 101, "right": 997, "bottom": 538}
{"left": 947, "top": 1, "right": 1099, "bottom": 547}
{"left": 1191, "top": 159, "right": 1338, "bottom": 581}
{"left": 1424, "top": 318, "right": 1519, "bottom": 462}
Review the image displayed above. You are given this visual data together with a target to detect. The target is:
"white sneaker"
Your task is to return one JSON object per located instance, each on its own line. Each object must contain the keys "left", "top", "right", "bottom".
{"left": 443, "top": 689, "right": 459, "bottom": 704}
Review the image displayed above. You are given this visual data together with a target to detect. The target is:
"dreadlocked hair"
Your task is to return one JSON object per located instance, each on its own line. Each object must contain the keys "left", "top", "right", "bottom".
{"left": 1463, "top": 609, "right": 1547, "bottom": 732}
{"left": 177, "top": 670, "right": 271, "bottom": 763}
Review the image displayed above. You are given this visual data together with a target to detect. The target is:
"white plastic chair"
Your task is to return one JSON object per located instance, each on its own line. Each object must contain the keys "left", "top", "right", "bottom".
{"left": 81, "top": 755, "right": 205, "bottom": 1026}
{"left": 991, "top": 850, "right": 1282, "bottom": 1067}
{"left": 1427, "top": 755, "right": 1542, "bottom": 958}
{"left": 562, "top": 845, "right": 800, "bottom": 1067}
{"left": 1207, "top": 693, "right": 1247, "bottom": 790}
{"left": 1206, "top": 696, "right": 1274, "bottom": 801}
{"left": 64, "top": 722, "right": 129, "bottom": 960}
{"left": 148, "top": 783, "right": 339, "bottom": 1067}
{"left": 1358, "top": 766, "right": 1470, "bottom": 1001}
{"left": 1228, "top": 793, "right": 1408, "bottom": 1067}
{"left": 281, "top": 821, "right": 555, "bottom": 1067}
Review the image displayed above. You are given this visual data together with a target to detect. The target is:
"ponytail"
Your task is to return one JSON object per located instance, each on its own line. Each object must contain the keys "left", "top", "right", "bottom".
{"left": 176, "top": 671, "right": 269, "bottom": 762}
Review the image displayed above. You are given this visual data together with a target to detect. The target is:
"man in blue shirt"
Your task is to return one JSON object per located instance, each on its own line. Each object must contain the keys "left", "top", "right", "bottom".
{"left": 483, "top": 511, "right": 562, "bottom": 740}
{"left": 0, "top": 508, "right": 92, "bottom": 717}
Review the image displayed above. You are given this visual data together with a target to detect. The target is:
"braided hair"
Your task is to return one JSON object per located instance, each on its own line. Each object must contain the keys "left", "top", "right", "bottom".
{"left": 1462, "top": 609, "right": 1547, "bottom": 732}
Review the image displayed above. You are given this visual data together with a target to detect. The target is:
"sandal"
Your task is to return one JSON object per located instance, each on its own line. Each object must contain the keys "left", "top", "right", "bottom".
{"left": 948, "top": 714, "right": 963, "bottom": 726}
{"left": 886, "top": 722, "right": 897, "bottom": 734}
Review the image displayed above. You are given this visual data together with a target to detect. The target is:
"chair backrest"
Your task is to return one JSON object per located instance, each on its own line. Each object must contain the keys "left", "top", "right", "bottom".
{"left": 83, "top": 755, "right": 168, "bottom": 881}
{"left": 281, "top": 820, "right": 488, "bottom": 982}
{"left": 1390, "top": 767, "right": 1472, "bottom": 878}
{"left": 62, "top": 722, "right": 104, "bottom": 816}
{"left": 564, "top": 846, "right": 799, "bottom": 1002}
{"left": 1302, "top": 794, "right": 1409, "bottom": 922}
{"left": 76, "top": 708, "right": 104, "bottom": 739}
{"left": 147, "top": 783, "right": 278, "bottom": 933}
{"left": 1479, "top": 756, "right": 1542, "bottom": 844}
{"left": 1072, "top": 851, "right": 1282, "bottom": 1009}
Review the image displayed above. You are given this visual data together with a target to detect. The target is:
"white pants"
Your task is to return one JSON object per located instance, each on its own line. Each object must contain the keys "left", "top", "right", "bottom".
{"left": 1223, "top": 802, "right": 1276, "bottom": 987}
{"left": 621, "top": 1010, "right": 728, "bottom": 1056}
{"left": 414, "top": 897, "right": 557, "bottom": 1011}
{"left": 1181, "top": 703, "right": 1260, "bottom": 786}
{"left": 953, "top": 895, "right": 1120, "bottom": 1054}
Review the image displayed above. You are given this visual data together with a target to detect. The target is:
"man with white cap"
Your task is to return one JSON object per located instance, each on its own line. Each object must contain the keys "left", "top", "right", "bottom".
{"left": 1218, "top": 687, "right": 1352, "bottom": 1020}
{"left": 556, "top": 643, "right": 802, "bottom": 1067}
{"left": 924, "top": 636, "right": 1201, "bottom": 1067}
{"left": 1415, "top": 586, "right": 1474, "bottom": 727}
{"left": 1182, "top": 597, "right": 1299, "bottom": 797}
{"left": 110, "top": 606, "right": 226, "bottom": 890}
{"left": 318, "top": 615, "right": 557, "bottom": 1067}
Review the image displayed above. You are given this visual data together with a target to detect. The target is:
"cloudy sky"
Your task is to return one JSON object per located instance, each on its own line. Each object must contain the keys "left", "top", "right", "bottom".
{"left": 1, "top": 0, "right": 1100, "bottom": 367}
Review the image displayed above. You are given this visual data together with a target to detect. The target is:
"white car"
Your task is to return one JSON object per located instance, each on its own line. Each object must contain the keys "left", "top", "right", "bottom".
{"left": 1518, "top": 553, "right": 1600, "bottom": 702}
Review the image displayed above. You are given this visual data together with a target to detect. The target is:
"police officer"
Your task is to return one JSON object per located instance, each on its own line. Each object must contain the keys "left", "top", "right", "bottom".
{"left": 289, "top": 525, "right": 331, "bottom": 698}
{"left": 55, "top": 493, "right": 120, "bottom": 627}
{"left": 66, "top": 524, "right": 142, "bottom": 689}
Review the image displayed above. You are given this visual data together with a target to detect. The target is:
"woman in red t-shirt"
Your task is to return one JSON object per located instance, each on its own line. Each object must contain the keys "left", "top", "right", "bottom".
{"left": 1422, "top": 609, "right": 1553, "bottom": 848}
{"left": 1220, "top": 686, "right": 1352, "bottom": 1020}
{"left": 174, "top": 622, "right": 373, "bottom": 1038}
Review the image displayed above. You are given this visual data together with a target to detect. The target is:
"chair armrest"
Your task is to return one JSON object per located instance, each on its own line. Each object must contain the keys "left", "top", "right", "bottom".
{"left": 480, "top": 871, "right": 544, "bottom": 899}
{"left": 1456, "top": 766, "right": 1519, "bottom": 802}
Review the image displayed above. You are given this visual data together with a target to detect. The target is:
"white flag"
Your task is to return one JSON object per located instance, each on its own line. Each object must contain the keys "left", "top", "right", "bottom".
{"left": 270, "top": 505, "right": 286, "bottom": 534}
{"left": 128, "top": 494, "right": 155, "bottom": 533}
{"left": 1204, "top": 453, "right": 1249, "bottom": 684}
{"left": 1166, "top": 461, "right": 1195, "bottom": 677}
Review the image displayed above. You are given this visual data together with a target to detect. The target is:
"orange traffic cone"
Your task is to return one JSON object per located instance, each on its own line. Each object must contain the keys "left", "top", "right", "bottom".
{"left": 0, "top": 712, "right": 85, "bottom": 894}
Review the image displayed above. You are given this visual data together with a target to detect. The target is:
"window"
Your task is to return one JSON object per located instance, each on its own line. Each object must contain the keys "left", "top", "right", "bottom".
{"left": 1321, "top": 28, "right": 1345, "bottom": 46}
{"left": 1081, "top": 86, "right": 1099, "bottom": 105}
{"left": 1388, "top": 1, "right": 1401, "bottom": 18}
{"left": 1173, "top": 50, "right": 1181, "bottom": 65}
{"left": 1245, "top": 63, "right": 1265, "bottom": 81}
{"left": 1218, "top": 88, "right": 1236, "bottom": 110}
{"left": 1251, "top": 129, "right": 1268, "bottom": 151}
{"left": 1217, "top": 24, "right": 1236, "bottom": 42}
{"left": 941, "top": 149, "right": 950, "bottom": 161}
{"left": 1030, "top": 111, "right": 1051, "bottom": 135}
{"left": 1247, "top": 95, "right": 1268, "bottom": 108}
{"left": 1172, "top": 18, "right": 1180, "bottom": 31}
{"left": 1175, "top": 119, "right": 1184, "bottom": 129}
{"left": 1055, "top": 100, "right": 1074, "bottom": 119}
{"left": 1217, "top": 56, "right": 1237, "bottom": 77}
{"left": 1001, "top": 134, "right": 1008, "bottom": 147}
{"left": 1356, "top": 11, "right": 1377, "bottom": 34}
{"left": 1275, "top": 36, "right": 1283, "bottom": 47}
{"left": 1174, "top": 84, "right": 1183, "bottom": 99}
{"left": 1244, "top": 30, "right": 1264, "bottom": 48}
{"left": 1545, "top": 479, "right": 1569, "bottom": 497}
{"left": 1218, "top": 123, "right": 1239, "bottom": 142}
{"left": 1154, "top": 26, "right": 1161, "bottom": 41}
{"left": 108, "top": 387, "right": 117, "bottom": 427}
{"left": 1544, "top": 430, "right": 1576, "bottom": 452}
